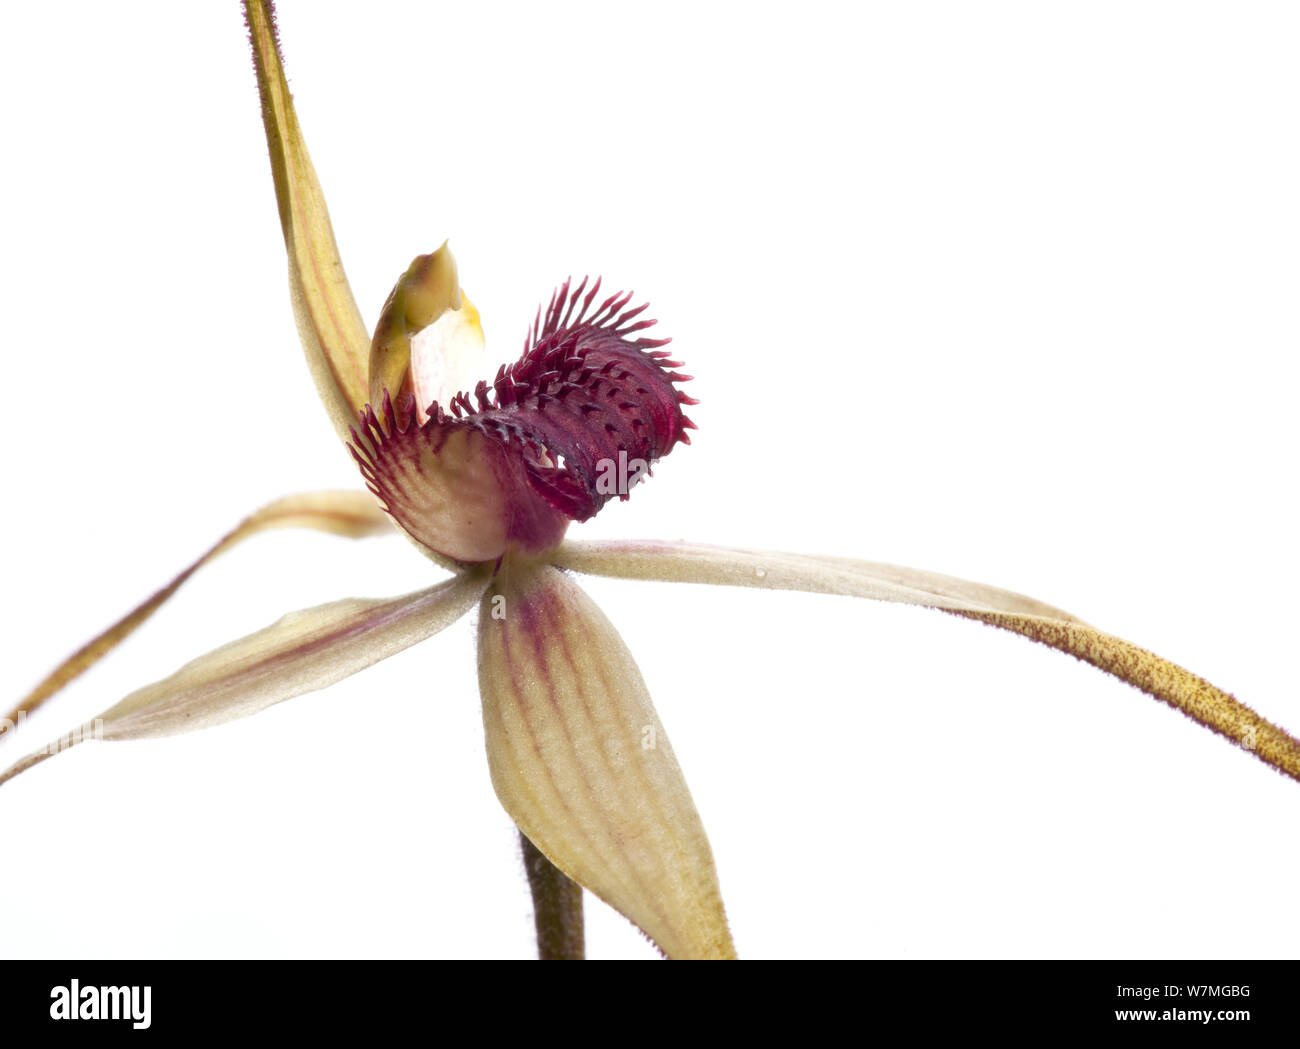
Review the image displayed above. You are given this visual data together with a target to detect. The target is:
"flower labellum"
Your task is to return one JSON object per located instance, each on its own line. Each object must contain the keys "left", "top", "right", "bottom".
{"left": 352, "top": 274, "right": 698, "bottom": 565}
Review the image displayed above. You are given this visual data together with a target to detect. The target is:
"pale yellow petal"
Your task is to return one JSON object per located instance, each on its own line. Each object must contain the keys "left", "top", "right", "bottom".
{"left": 244, "top": 0, "right": 371, "bottom": 444}
{"left": 1, "top": 491, "right": 393, "bottom": 738}
{"left": 0, "top": 570, "right": 488, "bottom": 788}
{"left": 554, "top": 539, "right": 1300, "bottom": 785}
{"left": 477, "top": 561, "right": 734, "bottom": 960}
{"left": 553, "top": 539, "right": 1080, "bottom": 618}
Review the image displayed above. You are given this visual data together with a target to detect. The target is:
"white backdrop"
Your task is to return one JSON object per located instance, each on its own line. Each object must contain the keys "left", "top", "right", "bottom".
{"left": 1, "top": 1, "right": 1297, "bottom": 960}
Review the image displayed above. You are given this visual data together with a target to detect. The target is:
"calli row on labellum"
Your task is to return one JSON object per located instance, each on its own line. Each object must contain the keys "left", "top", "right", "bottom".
{"left": 352, "top": 260, "right": 697, "bottom": 564}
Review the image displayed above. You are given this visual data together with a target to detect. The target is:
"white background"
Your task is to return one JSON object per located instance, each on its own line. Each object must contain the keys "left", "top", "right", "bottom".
{"left": 1, "top": 1, "right": 1297, "bottom": 960}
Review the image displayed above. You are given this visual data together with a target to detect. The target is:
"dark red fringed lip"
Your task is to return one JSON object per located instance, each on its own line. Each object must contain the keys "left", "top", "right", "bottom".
{"left": 350, "top": 277, "right": 697, "bottom": 563}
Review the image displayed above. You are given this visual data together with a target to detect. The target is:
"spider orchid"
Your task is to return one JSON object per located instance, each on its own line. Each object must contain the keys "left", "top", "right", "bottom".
{"left": 2, "top": 2, "right": 1298, "bottom": 960}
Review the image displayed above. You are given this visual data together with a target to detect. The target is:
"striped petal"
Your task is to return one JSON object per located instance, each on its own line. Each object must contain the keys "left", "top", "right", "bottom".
{"left": 553, "top": 540, "right": 1300, "bottom": 786}
{"left": 0, "top": 571, "right": 487, "bottom": 788}
{"left": 1, "top": 491, "right": 393, "bottom": 738}
{"left": 245, "top": 0, "right": 371, "bottom": 445}
{"left": 477, "top": 561, "right": 734, "bottom": 959}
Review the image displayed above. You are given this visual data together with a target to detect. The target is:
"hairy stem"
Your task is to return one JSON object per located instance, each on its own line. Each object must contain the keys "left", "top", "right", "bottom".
{"left": 520, "top": 831, "right": 585, "bottom": 960}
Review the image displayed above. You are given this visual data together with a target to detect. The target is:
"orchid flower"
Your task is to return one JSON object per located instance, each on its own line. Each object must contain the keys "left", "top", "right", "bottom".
{"left": 3, "top": 2, "right": 1298, "bottom": 960}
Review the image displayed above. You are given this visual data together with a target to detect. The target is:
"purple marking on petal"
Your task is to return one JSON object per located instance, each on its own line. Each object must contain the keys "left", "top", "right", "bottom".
{"left": 353, "top": 281, "right": 695, "bottom": 532}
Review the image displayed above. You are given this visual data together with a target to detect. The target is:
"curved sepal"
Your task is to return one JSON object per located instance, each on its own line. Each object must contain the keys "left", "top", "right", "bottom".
{"left": 477, "top": 561, "right": 735, "bottom": 959}
{"left": 554, "top": 539, "right": 1300, "bottom": 786}
{"left": 1, "top": 491, "right": 393, "bottom": 739}
{"left": 244, "top": 0, "right": 371, "bottom": 444}
{"left": 0, "top": 571, "right": 487, "bottom": 788}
